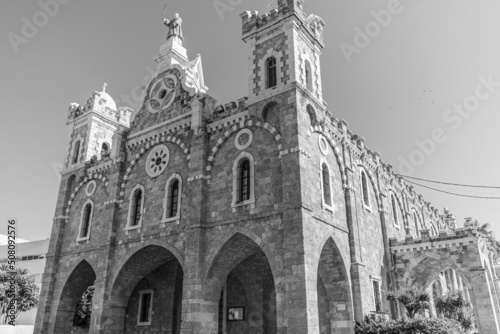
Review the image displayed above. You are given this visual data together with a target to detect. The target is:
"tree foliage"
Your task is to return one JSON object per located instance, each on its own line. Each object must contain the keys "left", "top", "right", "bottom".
{"left": 0, "top": 264, "right": 40, "bottom": 325}
{"left": 386, "top": 284, "right": 430, "bottom": 319}
{"left": 73, "top": 283, "right": 95, "bottom": 328}
{"left": 435, "top": 291, "right": 476, "bottom": 333}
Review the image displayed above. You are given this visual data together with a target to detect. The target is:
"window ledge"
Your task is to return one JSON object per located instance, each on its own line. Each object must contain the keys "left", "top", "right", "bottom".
{"left": 232, "top": 199, "right": 255, "bottom": 209}
{"left": 125, "top": 225, "right": 141, "bottom": 231}
{"left": 321, "top": 203, "right": 334, "bottom": 213}
{"left": 76, "top": 237, "right": 89, "bottom": 243}
{"left": 162, "top": 216, "right": 180, "bottom": 224}
{"left": 363, "top": 205, "right": 372, "bottom": 213}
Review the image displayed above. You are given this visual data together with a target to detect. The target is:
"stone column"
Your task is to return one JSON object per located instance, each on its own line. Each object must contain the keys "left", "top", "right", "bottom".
{"left": 428, "top": 285, "right": 437, "bottom": 318}
{"left": 451, "top": 270, "right": 459, "bottom": 292}
{"left": 342, "top": 139, "right": 370, "bottom": 322}
{"left": 470, "top": 267, "right": 500, "bottom": 334}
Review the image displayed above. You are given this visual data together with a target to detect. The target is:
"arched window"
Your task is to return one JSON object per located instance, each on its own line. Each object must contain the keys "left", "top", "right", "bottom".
{"left": 391, "top": 195, "right": 399, "bottom": 228}
{"left": 430, "top": 223, "right": 438, "bottom": 236}
{"left": 305, "top": 60, "right": 313, "bottom": 90}
{"left": 266, "top": 57, "right": 277, "bottom": 89}
{"left": 413, "top": 212, "right": 420, "bottom": 237}
{"left": 78, "top": 200, "right": 93, "bottom": 241}
{"left": 101, "top": 142, "right": 110, "bottom": 158}
{"left": 322, "top": 163, "right": 331, "bottom": 207}
{"left": 72, "top": 140, "right": 81, "bottom": 165}
{"left": 127, "top": 185, "right": 145, "bottom": 229}
{"left": 168, "top": 180, "right": 179, "bottom": 218}
{"left": 232, "top": 152, "right": 255, "bottom": 207}
{"left": 162, "top": 175, "right": 183, "bottom": 223}
{"left": 132, "top": 189, "right": 143, "bottom": 227}
{"left": 238, "top": 159, "right": 251, "bottom": 202}
{"left": 361, "top": 171, "right": 370, "bottom": 208}
{"left": 306, "top": 104, "right": 317, "bottom": 127}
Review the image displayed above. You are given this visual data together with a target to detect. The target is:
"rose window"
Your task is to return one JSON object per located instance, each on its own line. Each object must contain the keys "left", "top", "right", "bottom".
{"left": 234, "top": 129, "right": 253, "bottom": 151}
{"left": 146, "top": 145, "right": 170, "bottom": 177}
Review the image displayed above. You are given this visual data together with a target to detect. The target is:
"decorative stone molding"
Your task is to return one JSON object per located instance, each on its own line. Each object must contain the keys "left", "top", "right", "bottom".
{"left": 206, "top": 118, "right": 281, "bottom": 175}
{"left": 234, "top": 129, "right": 253, "bottom": 151}
{"left": 85, "top": 181, "right": 97, "bottom": 197}
{"left": 66, "top": 174, "right": 109, "bottom": 215}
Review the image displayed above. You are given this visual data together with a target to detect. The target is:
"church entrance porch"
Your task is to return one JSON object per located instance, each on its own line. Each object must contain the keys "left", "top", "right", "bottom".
{"left": 206, "top": 233, "right": 278, "bottom": 334}
{"left": 101, "top": 245, "right": 184, "bottom": 334}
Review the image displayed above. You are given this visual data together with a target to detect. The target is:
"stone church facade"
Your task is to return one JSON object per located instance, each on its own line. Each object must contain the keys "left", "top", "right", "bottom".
{"left": 34, "top": 0, "right": 500, "bottom": 333}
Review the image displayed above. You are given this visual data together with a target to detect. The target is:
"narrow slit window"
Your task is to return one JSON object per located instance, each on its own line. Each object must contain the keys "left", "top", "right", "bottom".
{"left": 80, "top": 203, "right": 92, "bottom": 239}
{"left": 322, "top": 163, "right": 331, "bottom": 206}
{"left": 373, "top": 280, "right": 382, "bottom": 312}
{"left": 168, "top": 179, "right": 179, "bottom": 218}
{"left": 238, "top": 159, "right": 251, "bottom": 202}
{"left": 391, "top": 195, "right": 399, "bottom": 227}
{"left": 72, "top": 141, "right": 81, "bottom": 165}
{"left": 138, "top": 291, "right": 153, "bottom": 325}
{"left": 361, "top": 171, "right": 370, "bottom": 207}
{"left": 305, "top": 60, "right": 313, "bottom": 90}
{"left": 132, "top": 189, "right": 143, "bottom": 227}
{"left": 266, "top": 57, "right": 277, "bottom": 89}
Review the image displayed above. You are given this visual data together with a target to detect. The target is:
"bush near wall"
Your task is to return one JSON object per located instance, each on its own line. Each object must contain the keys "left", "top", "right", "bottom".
{"left": 355, "top": 316, "right": 467, "bottom": 334}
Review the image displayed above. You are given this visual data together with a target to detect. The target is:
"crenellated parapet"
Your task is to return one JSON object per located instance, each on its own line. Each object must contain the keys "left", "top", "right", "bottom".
{"left": 310, "top": 108, "right": 455, "bottom": 232}
{"left": 240, "top": 0, "right": 324, "bottom": 45}
{"left": 389, "top": 227, "right": 479, "bottom": 251}
{"left": 210, "top": 97, "right": 249, "bottom": 123}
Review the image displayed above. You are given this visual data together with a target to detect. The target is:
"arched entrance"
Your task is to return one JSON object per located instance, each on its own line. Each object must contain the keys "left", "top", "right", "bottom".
{"left": 104, "top": 245, "right": 184, "bottom": 334}
{"left": 205, "top": 233, "right": 278, "bottom": 334}
{"left": 53, "top": 260, "right": 96, "bottom": 333}
{"left": 317, "top": 237, "right": 353, "bottom": 333}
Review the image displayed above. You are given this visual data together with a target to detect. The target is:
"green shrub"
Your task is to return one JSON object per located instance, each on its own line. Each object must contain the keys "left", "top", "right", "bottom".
{"left": 355, "top": 316, "right": 466, "bottom": 334}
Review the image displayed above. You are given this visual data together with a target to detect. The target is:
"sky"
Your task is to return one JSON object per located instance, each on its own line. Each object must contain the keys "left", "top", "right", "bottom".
{"left": 0, "top": 0, "right": 499, "bottom": 241}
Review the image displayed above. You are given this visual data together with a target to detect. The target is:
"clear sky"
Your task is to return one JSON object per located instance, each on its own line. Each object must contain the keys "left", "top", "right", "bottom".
{"left": 1, "top": 0, "right": 499, "bottom": 241}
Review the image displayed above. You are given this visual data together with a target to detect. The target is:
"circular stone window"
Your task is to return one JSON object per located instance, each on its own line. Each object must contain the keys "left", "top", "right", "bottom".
{"left": 318, "top": 135, "right": 329, "bottom": 156}
{"left": 85, "top": 180, "right": 97, "bottom": 197}
{"left": 148, "top": 74, "right": 178, "bottom": 114}
{"left": 146, "top": 145, "right": 170, "bottom": 177}
{"left": 234, "top": 129, "right": 253, "bottom": 151}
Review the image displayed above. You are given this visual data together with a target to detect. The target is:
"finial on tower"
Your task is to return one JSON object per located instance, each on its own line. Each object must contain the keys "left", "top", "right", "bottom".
{"left": 102, "top": 82, "right": 107, "bottom": 93}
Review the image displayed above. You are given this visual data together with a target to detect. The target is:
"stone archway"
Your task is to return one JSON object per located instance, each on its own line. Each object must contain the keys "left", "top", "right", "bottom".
{"left": 101, "top": 245, "right": 184, "bottom": 334}
{"left": 53, "top": 260, "right": 96, "bottom": 334}
{"left": 205, "top": 233, "right": 278, "bottom": 334}
{"left": 390, "top": 229, "right": 500, "bottom": 334}
{"left": 317, "top": 237, "right": 353, "bottom": 333}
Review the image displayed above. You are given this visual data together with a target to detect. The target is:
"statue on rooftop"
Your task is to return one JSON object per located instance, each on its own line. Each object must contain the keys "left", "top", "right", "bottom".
{"left": 163, "top": 13, "right": 183, "bottom": 42}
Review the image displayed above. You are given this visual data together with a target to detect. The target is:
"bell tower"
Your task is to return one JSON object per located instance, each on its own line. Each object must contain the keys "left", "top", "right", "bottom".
{"left": 63, "top": 84, "right": 132, "bottom": 172}
{"left": 240, "top": 0, "right": 326, "bottom": 108}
